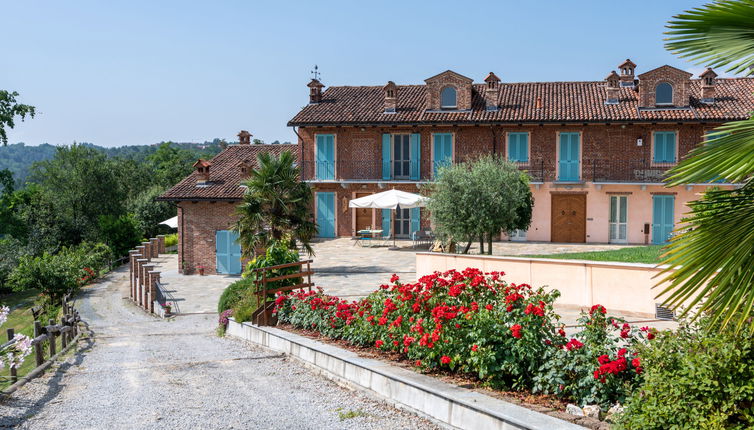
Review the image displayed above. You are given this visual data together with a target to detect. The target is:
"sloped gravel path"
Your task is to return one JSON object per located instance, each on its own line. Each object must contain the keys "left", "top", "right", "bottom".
{"left": 0, "top": 266, "right": 438, "bottom": 430}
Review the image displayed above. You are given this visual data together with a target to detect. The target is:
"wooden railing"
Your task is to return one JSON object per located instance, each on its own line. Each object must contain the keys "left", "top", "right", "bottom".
{"left": 250, "top": 260, "right": 314, "bottom": 326}
{"left": 2, "top": 295, "right": 83, "bottom": 395}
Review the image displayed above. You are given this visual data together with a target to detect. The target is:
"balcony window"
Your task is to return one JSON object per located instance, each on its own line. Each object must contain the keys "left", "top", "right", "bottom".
{"left": 652, "top": 131, "right": 677, "bottom": 164}
{"left": 507, "top": 132, "right": 529, "bottom": 163}
{"left": 393, "top": 134, "right": 411, "bottom": 179}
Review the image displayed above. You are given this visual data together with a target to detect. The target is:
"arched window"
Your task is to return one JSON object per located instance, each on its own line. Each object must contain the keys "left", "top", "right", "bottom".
{"left": 440, "top": 86, "right": 457, "bottom": 109}
{"left": 656, "top": 82, "right": 673, "bottom": 105}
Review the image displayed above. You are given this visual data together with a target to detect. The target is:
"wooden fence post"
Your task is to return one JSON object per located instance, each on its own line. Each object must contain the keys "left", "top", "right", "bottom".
{"left": 33, "top": 321, "right": 44, "bottom": 366}
{"left": 48, "top": 318, "right": 56, "bottom": 357}
{"left": 7, "top": 328, "right": 17, "bottom": 383}
{"left": 60, "top": 317, "right": 68, "bottom": 349}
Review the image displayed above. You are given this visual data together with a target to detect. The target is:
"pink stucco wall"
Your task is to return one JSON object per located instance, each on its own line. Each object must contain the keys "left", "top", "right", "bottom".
{"left": 415, "top": 252, "right": 688, "bottom": 317}
{"left": 510, "top": 183, "right": 731, "bottom": 244}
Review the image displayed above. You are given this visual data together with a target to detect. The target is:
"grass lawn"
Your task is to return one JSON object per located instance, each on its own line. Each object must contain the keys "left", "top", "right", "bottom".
{"left": 523, "top": 245, "right": 666, "bottom": 264}
{"left": 0, "top": 289, "right": 48, "bottom": 389}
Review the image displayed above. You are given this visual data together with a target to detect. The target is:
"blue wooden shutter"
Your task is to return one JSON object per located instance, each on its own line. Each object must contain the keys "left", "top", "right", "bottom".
{"left": 382, "top": 134, "right": 391, "bottom": 180}
{"left": 559, "top": 133, "right": 579, "bottom": 181}
{"left": 216, "top": 230, "right": 229, "bottom": 274}
{"left": 652, "top": 195, "right": 675, "bottom": 244}
{"left": 653, "top": 133, "right": 663, "bottom": 163}
{"left": 666, "top": 132, "right": 676, "bottom": 163}
{"left": 381, "top": 209, "right": 391, "bottom": 236}
{"left": 410, "top": 207, "right": 420, "bottom": 236}
{"left": 316, "top": 192, "right": 335, "bottom": 238}
{"left": 410, "top": 133, "right": 421, "bottom": 180}
{"left": 316, "top": 135, "right": 335, "bottom": 180}
{"left": 433, "top": 133, "right": 452, "bottom": 177}
{"left": 519, "top": 133, "right": 529, "bottom": 163}
{"left": 228, "top": 230, "right": 242, "bottom": 274}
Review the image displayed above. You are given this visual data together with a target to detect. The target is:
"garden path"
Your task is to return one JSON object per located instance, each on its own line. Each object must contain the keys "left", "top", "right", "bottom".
{"left": 0, "top": 265, "right": 437, "bottom": 430}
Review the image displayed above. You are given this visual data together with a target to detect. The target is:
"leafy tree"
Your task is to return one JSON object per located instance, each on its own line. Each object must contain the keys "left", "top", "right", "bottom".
{"left": 146, "top": 142, "right": 198, "bottom": 187}
{"left": 252, "top": 138, "right": 264, "bottom": 145}
{"left": 128, "top": 185, "right": 176, "bottom": 238}
{"left": 29, "top": 143, "right": 125, "bottom": 245}
{"left": 657, "top": 0, "right": 754, "bottom": 332}
{"left": 0, "top": 90, "right": 35, "bottom": 146}
{"left": 424, "top": 156, "right": 532, "bottom": 254}
{"left": 98, "top": 214, "right": 142, "bottom": 258}
{"left": 234, "top": 151, "right": 316, "bottom": 256}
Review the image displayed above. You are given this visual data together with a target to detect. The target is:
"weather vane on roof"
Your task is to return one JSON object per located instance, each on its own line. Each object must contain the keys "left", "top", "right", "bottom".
{"left": 311, "top": 65, "right": 321, "bottom": 81}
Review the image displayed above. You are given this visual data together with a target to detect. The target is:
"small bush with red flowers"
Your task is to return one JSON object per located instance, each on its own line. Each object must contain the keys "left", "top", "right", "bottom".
{"left": 273, "top": 269, "right": 652, "bottom": 408}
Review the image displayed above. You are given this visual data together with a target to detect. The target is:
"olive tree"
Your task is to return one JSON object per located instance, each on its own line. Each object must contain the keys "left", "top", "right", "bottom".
{"left": 424, "top": 156, "right": 533, "bottom": 254}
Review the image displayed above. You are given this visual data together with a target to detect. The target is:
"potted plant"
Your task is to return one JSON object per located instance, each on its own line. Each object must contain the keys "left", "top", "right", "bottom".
{"left": 182, "top": 260, "right": 191, "bottom": 274}
{"left": 196, "top": 265, "right": 205, "bottom": 276}
{"left": 162, "top": 302, "right": 172, "bottom": 315}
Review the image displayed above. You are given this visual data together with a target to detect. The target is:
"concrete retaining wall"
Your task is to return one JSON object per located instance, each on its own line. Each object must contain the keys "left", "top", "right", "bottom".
{"left": 227, "top": 318, "right": 584, "bottom": 430}
{"left": 416, "top": 252, "right": 677, "bottom": 317}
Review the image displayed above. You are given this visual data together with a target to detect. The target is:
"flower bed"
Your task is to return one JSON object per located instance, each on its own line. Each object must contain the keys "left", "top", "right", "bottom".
{"left": 273, "top": 268, "right": 656, "bottom": 412}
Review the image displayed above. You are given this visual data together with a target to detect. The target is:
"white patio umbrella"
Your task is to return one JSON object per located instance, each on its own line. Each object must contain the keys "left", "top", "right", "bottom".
{"left": 348, "top": 189, "right": 428, "bottom": 249}
{"left": 159, "top": 216, "right": 178, "bottom": 229}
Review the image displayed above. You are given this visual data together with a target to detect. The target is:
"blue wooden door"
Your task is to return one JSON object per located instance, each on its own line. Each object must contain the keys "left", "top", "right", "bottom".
{"left": 652, "top": 195, "right": 675, "bottom": 244}
{"left": 216, "top": 230, "right": 242, "bottom": 274}
{"left": 433, "top": 133, "right": 453, "bottom": 177}
{"left": 558, "top": 133, "right": 580, "bottom": 181}
{"left": 316, "top": 192, "right": 336, "bottom": 238}
{"left": 316, "top": 134, "right": 335, "bottom": 180}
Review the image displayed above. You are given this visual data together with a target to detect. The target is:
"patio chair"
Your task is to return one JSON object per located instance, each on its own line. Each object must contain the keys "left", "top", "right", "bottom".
{"left": 412, "top": 230, "right": 434, "bottom": 249}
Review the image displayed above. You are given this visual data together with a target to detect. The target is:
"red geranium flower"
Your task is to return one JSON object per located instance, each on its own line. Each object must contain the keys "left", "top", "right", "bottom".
{"left": 440, "top": 355, "right": 451, "bottom": 364}
{"left": 375, "top": 340, "right": 384, "bottom": 348}
{"left": 471, "top": 344, "right": 478, "bottom": 352}
{"left": 510, "top": 324, "right": 522, "bottom": 338}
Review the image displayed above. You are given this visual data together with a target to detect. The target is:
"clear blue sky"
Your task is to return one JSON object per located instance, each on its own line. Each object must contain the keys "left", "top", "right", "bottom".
{"left": 2, "top": 0, "right": 715, "bottom": 147}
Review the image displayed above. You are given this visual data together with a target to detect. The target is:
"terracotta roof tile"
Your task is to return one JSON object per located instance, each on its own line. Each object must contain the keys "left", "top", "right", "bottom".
{"left": 288, "top": 78, "right": 754, "bottom": 126}
{"left": 157, "top": 144, "right": 298, "bottom": 201}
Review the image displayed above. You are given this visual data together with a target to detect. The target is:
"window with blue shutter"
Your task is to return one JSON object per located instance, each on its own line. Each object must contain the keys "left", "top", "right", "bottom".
{"left": 508, "top": 132, "right": 529, "bottom": 163}
{"left": 316, "top": 192, "right": 336, "bottom": 238}
{"left": 216, "top": 230, "right": 242, "bottom": 274}
{"left": 558, "top": 132, "right": 580, "bottom": 181}
{"left": 315, "top": 134, "right": 335, "bottom": 180}
{"left": 652, "top": 195, "right": 675, "bottom": 244}
{"left": 432, "top": 133, "right": 453, "bottom": 177}
{"left": 653, "top": 132, "right": 677, "bottom": 164}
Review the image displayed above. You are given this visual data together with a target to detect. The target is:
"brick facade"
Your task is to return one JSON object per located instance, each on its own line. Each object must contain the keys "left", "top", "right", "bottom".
{"left": 177, "top": 201, "right": 240, "bottom": 275}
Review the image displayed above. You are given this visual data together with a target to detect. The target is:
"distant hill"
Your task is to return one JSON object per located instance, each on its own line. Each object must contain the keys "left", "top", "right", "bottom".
{"left": 0, "top": 140, "right": 227, "bottom": 186}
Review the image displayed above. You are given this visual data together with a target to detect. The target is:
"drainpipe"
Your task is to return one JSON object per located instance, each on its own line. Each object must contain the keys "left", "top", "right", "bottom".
{"left": 490, "top": 126, "right": 497, "bottom": 155}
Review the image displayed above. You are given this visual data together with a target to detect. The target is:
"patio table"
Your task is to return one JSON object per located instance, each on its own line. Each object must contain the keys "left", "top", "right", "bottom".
{"left": 356, "top": 229, "right": 383, "bottom": 247}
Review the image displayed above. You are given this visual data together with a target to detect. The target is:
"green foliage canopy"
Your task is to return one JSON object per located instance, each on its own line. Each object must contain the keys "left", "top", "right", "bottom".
{"left": 0, "top": 90, "right": 35, "bottom": 146}
{"left": 423, "top": 156, "right": 533, "bottom": 254}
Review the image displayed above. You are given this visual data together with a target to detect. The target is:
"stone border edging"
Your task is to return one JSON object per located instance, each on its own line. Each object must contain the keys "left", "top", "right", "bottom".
{"left": 227, "top": 318, "right": 583, "bottom": 430}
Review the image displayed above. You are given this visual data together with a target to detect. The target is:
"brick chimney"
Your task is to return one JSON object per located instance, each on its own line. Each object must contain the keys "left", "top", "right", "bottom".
{"left": 237, "top": 130, "right": 252, "bottom": 145}
{"left": 383, "top": 81, "right": 397, "bottom": 113}
{"left": 605, "top": 71, "right": 620, "bottom": 104}
{"left": 307, "top": 78, "right": 324, "bottom": 104}
{"left": 238, "top": 159, "right": 252, "bottom": 178}
{"left": 483, "top": 72, "right": 501, "bottom": 111}
{"left": 193, "top": 159, "right": 212, "bottom": 185}
{"left": 618, "top": 59, "right": 636, "bottom": 87}
{"left": 700, "top": 68, "right": 718, "bottom": 104}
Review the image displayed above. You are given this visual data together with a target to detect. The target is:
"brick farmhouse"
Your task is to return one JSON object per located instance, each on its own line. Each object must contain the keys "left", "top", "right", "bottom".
{"left": 158, "top": 131, "right": 298, "bottom": 274}
{"left": 160, "top": 59, "right": 754, "bottom": 275}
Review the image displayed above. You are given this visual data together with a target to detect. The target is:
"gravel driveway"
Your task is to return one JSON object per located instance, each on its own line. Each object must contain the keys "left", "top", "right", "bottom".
{"left": 0, "top": 266, "right": 438, "bottom": 430}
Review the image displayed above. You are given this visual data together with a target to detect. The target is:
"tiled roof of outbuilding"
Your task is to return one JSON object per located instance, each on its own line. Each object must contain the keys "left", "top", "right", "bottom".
{"left": 157, "top": 144, "right": 298, "bottom": 201}
{"left": 288, "top": 78, "right": 754, "bottom": 126}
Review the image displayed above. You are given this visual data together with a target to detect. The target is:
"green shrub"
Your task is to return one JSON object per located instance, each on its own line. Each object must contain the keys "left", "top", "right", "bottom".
{"left": 243, "top": 241, "right": 301, "bottom": 293}
{"left": 218, "top": 278, "right": 253, "bottom": 313}
{"left": 98, "top": 214, "right": 141, "bottom": 258}
{"left": 617, "top": 317, "right": 754, "bottom": 429}
{"left": 164, "top": 233, "right": 178, "bottom": 247}
{"left": 232, "top": 293, "right": 261, "bottom": 324}
{"left": 9, "top": 241, "right": 112, "bottom": 303}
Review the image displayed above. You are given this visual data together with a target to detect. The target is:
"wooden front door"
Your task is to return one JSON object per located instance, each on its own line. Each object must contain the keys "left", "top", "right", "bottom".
{"left": 551, "top": 194, "right": 586, "bottom": 243}
{"left": 354, "top": 193, "right": 373, "bottom": 232}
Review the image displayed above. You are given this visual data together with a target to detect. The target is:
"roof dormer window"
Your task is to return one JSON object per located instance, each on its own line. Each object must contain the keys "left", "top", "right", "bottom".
{"left": 656, "top": 82, "right": 673, "bottom": 105}
{"left": 440, "top": 86, "right": 457, "bottom": 109}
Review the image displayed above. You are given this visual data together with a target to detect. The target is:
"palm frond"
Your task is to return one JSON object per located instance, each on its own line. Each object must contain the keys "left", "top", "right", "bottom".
{"left": 665, "top": 0, "right": 754, "bottom": 75}
{"left": 656, "top": 186, "right": 754, "bottom": 332}
{"left": 666, "top": 119, "right": 754, "bottom": 186}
